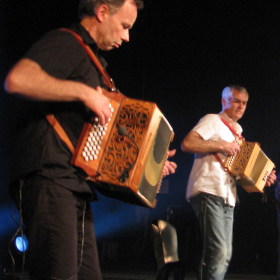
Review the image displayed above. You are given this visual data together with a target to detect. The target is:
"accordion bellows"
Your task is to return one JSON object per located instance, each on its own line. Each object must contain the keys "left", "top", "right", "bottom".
{"left": 224, "top": 141, "right": 274, "bottom": 193}
{"left": 71, "top": 89, "right": 174, "bottom": 208}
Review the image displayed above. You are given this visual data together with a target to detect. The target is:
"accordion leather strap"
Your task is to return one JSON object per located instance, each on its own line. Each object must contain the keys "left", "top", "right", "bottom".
{"left": 60, "top": 28, "right": 116, "bottom": 91}
{"left": 46, "top": 28, "right": 117, "bottom": 155}
{"left": 213, "top": 153, "right": 231, "bottom": 175}
{"left": 219, "top": 117, "right": 243, "bottom": 139}
{"left": 213, "top": 117, "right": 243, "bottom": 175}
{"left": 46, "top": 114, "right": 75, "bottom": 154}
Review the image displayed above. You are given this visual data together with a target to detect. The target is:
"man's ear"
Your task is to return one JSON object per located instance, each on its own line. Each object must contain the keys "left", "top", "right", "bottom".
{"left": 95, "top": 4, "right": 110, "bottom": 22}
{"left": 221, "top": 97, "right": 226, "bottom": 107}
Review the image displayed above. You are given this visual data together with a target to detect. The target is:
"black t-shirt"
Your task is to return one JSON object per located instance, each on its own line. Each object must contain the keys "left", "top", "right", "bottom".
{"left": 10, "top": 23, "right": 107, "bottom": 195}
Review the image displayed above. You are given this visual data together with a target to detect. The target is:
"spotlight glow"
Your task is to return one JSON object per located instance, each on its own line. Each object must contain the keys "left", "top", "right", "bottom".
{"left": 15, "top": 235, "right": 28, "bottom": 252}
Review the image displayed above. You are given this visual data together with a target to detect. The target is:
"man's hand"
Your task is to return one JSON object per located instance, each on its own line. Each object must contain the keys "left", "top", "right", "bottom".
{"left": 83, "top": 86, "right": 112, "bottom": 126}
{"left": 220, "top": 141, "right": 241, "bottom": 156}
{"left": 265, "top": 169, "right": 276, "bottom": 187}
{"left": 162, "top": 149, "right": 177, "bottom": 177}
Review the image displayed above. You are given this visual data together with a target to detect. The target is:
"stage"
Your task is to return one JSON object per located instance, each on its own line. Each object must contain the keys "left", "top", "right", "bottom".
{"left": 102, "top": 271, "right": 276, "bottom": 280}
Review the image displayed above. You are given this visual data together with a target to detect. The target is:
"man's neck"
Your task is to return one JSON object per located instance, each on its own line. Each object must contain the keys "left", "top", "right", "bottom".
{"left": 80, "top": 16, "right": 98, "bottom": 42}
{"left": 219, "top": 111, "right": 238, "bottom": 131}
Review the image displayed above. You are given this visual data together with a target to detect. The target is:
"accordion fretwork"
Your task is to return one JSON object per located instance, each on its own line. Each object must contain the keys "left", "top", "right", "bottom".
{"left": 224, "top": 140, "right": 274, "bottom": 193}
{"left": 71, "top": 89, "right": 174, "bottom": 208}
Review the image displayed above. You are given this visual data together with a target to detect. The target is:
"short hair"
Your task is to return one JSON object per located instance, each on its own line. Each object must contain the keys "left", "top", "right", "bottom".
{"left": 221, "top": 84, "right": 249, "bottom": 101}
{"left": 78, "top": 0, "right": 144, "bottom": 19}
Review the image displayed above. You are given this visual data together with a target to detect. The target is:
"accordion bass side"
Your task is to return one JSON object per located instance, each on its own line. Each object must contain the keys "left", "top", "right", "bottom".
{"left": 71, "top": 89, "right": 174, "bottom": 208}
{"left": 224, "top": 140, "right": 274, "bottom": 193}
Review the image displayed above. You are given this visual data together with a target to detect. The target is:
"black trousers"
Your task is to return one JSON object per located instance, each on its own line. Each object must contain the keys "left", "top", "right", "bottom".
{"left": 13, "top": 176, "right": 102, "bottom": 280}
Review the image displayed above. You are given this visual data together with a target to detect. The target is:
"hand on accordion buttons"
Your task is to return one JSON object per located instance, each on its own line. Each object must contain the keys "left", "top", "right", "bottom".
{"left": 162, "top": 149, "right": 177, "bottom": 177}
{"left": 84, "top": 86, "right": 111, "bottom": 126}
{"left": 265, "top": 169, "right": 276, "bottom": 187}
{"left": 223, "top": 141, "right": 241, "bottom": 156}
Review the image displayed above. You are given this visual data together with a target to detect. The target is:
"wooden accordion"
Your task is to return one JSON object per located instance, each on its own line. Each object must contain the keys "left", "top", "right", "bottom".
{"left": 224, "top": 140, "right": 274, "bottom": 193}
{"left": 71, "top": 90, "right": 174, "bottom": 208}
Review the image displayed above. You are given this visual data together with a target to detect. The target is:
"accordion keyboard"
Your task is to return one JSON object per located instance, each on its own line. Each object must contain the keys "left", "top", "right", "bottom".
{"left": 82, "top": 104, "right": 114, "bottom": 162}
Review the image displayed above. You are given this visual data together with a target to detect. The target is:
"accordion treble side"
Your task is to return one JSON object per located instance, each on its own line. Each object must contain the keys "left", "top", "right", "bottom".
{"left": 224, "top": 141, "right": 274, "bottom": 193}
{"left": 71, "top": 89, "right": 174, "bottom": 208}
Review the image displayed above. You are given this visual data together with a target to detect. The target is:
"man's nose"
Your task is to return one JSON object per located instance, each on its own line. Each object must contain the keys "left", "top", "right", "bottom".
{"left": 122, "top": 30, "right": 129, "bottom": 42}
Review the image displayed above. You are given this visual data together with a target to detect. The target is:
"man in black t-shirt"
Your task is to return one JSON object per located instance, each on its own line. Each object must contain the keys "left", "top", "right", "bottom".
{"left": 4, "top": 0, "right": 177, "bottom": 279}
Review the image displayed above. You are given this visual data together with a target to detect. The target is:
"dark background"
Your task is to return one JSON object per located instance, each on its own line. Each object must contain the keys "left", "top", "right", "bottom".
{"left": 1, "top": 0, "right": 280, "bottom": 277}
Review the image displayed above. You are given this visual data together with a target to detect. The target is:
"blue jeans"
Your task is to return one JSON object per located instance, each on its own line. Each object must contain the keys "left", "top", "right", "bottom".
{"left": 190, "top": 193, "right": 234, "bottom": 280}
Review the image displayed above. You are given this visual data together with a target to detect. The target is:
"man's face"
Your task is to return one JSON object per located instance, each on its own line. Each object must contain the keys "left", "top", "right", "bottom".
{"left": 97, "top": 0, "right": 138, "bottom": 51}
{"left": 222, "top": 89, "right": 248, "bottom": 122}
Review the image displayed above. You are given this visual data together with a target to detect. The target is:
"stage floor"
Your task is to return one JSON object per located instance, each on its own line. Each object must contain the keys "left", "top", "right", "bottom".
{"left": 102, "top": 271, "right": 277, "bottom": 280}
{"left": 3, "top": 270, "right": 277, "bottom": 280}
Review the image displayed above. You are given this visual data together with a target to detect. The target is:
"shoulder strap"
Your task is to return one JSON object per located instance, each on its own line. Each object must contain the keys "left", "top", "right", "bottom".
{"left": 46, "top": 28, "right": 116, "bottom": 154}
{"left": 213, "top": 153, "right": 232, "bottom": 175}
{"left": 46, "top": 114, "right": 75, "bottom": 154}
{"left": 60, "top": 28, "right": 117, "bottom": 91}
{"left": 219, "top": 117, "right": 243, "bottom": 139}
{"left": 213, "top": 117, "right": 243, "bottom": 176}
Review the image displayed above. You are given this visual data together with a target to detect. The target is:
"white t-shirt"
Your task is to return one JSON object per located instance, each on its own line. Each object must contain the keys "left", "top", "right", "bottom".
{"left": 186, "top": 113, "right": 243, "bottom": 207}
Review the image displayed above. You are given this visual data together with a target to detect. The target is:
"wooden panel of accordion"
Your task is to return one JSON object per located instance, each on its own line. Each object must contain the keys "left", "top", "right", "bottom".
{"left": 71, "top": 93, "right": 174, "bottom": 208}
{"left": 224, "top": 141, "right": 274, "bottom": 192}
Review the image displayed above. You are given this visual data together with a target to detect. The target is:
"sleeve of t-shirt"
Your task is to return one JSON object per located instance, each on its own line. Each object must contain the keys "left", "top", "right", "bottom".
{"left": 192, "top": 114, "right": 221, "bottom": 141}
{"left": 24, "top": 29, "right": 86, "bottom": 79}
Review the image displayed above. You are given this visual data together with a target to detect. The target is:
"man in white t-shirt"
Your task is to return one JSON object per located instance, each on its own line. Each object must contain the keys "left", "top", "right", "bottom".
{"left": 181, "top": 85, "right": 276, "bottom": 280}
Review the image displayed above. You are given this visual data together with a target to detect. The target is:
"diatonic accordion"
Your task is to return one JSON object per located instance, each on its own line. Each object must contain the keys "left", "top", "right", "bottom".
{"left": 71, "top": 89, "right": 174, "bottom": 208}
{"left": 224, "top": 140, "right": 274, "bottom": 193}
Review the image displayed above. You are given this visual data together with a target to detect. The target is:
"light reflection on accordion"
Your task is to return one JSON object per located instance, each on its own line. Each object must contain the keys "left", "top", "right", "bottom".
{"left": 71, "top": 89, "right": 174, "bottom": 208}
{"left": 224, "top": 140, "right": 274, "bottom": 193}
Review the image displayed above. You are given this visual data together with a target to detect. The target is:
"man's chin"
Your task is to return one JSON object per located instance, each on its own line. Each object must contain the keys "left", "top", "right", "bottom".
{"left": 99, "top": 45, "right": 115, "bottom": 51}
{"left": 235, "top": 113, "right": 244, "bottom": 120}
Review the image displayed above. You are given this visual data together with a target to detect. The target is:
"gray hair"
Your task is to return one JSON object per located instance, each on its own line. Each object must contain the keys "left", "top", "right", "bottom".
{"left": 221, "top": 85, "right": 249, "bottom": 101}
{"left": 78, "top": 0, "right": 144, "bottom": 19}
